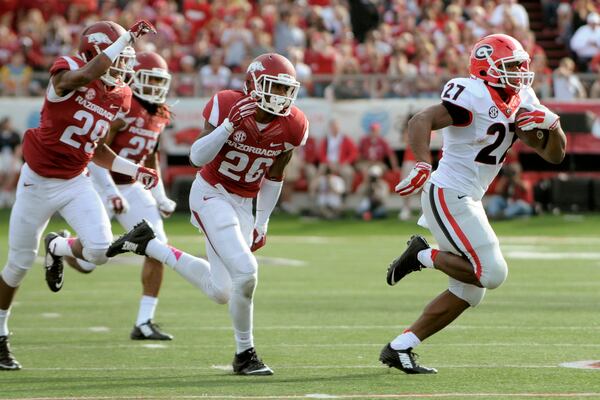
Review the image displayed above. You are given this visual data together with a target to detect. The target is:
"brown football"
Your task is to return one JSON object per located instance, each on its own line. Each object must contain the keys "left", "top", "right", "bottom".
{"left": 514, "top": 108, "right": 550, "bottom": 149}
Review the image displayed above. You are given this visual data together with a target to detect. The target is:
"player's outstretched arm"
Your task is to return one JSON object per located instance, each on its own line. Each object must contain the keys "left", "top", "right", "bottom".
{"left": 145, "top": 152, "right": 177, "bottom": 217}
{"left": 53, "top": 20, "right": 155, "bottom": 95}
{"left": 395, "top": 104, "right": 453, "bottom": 196}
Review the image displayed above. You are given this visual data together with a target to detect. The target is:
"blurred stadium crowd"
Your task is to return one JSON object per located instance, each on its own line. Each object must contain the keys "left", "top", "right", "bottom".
{"left": 0, "top": 0, "right": 599, "bottom": 99}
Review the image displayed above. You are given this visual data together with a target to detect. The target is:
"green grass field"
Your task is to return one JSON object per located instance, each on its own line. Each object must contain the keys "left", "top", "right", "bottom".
{"left": 1, "top": 209, "right": 599, "bottom": 399}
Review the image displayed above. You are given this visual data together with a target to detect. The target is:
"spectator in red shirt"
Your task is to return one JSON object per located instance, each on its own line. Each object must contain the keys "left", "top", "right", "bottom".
{"left": 317, "top": 119, "right": 358, "bottom": 193}
{"left": 357, "top": 122, "right": 399, "bottom": 174}
{"left": 485, "top": 162, "right": 534, "bottom": 219}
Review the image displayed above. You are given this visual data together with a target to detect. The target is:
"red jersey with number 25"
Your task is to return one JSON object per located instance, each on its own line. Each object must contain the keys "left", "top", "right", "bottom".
{"left": 110, "top": 97, "right": 170, "bottom": 184}
{"left": 22, "top": 56, "right": 132, "bottom": 179}
{"left": 201, "top": 90, "right": 309, "bottom": 198}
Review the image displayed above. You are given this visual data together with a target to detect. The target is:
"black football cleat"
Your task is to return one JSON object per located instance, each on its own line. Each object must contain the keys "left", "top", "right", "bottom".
{"left": 0, "top": 335, "right": 21, "bottom": 371}
{"left": 106, "top": 219, "right": 155, "bottom": 257}
{"left": 379, "top": 343, "right": 437, "bottom": 374}
{"left": 130, "top": 320, "right": 173, "bottom": 341}
{"left": 232, "top": 347, "right": 273, "bottom": 376}
{"left": 44, "top": 232, "right": 65, "bottom": 292}
{"left": 386, "top": 235, "right": 430, "bottom": 286}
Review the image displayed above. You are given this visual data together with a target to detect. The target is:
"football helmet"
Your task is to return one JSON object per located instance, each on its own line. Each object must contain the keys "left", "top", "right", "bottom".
{"left": 243, "top": 53, "right": 300, "bottom": 117}
{"left": 469, "top": 34, "right": 534, "bottom": 94}
{"left": 130, "top": 52, "right": 171, "bottom": 104}
{"left": 78, "top": 20, "right": 135, "bottom": 87}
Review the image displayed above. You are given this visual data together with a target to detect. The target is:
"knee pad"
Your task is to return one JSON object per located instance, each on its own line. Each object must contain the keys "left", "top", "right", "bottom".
{"left": 1, "top": 263, "right": 29, "bottom": 288}
{"left": 231, "top": 272, "right": 258, "bottom": 299}
{"left": 82, "top": 247, "right": 109, "bottom": 265}
{"left": 449, "top": 280, "right": 486, "bottom": 307}
{"left": 223, "top": 250, "right": 258, "bottom": 277}
{"left": 479, "top": 259, "right": 508, "bottom": 290}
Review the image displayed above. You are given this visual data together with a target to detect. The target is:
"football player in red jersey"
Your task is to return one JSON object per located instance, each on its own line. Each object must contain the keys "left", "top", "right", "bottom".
{"left": 74, "top": 52, "right": 175, "bottom": 340}
{"left": 0, "top": 20, "right": 158, "bottom": 370}
{"left": 107, "top": 53, "right": 309, "bottom": 375}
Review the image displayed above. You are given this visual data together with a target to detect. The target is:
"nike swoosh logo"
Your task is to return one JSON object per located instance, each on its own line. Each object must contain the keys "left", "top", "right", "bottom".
{"left": 269, "top": 143, "right": 281, "bottom": 147}
{"left": 458, "top": 195, "right": 467, "bottom": 199}
{"left": 203, "top": 196, "right": 215, "bottom": 201}
{"left": 24, "top": 183, "right": 34, "bottom": 187}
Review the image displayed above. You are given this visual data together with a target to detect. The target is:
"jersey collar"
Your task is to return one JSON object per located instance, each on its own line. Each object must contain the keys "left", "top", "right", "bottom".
{"left": 485, "top": 85, "right": 521, "bottom": 118}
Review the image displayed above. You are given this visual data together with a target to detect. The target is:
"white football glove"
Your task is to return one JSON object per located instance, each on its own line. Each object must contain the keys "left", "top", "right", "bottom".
{"left": 394, "top": 161, "right": 432, "bottom": 196}
{"left": 150, "top": 181, "right": 176, "bottom": 218}
{"left": 156, "top": 197, "right": 176, "bottom": 218}
{"left": 517, "top": 104, "right": 560, "bottom": 131}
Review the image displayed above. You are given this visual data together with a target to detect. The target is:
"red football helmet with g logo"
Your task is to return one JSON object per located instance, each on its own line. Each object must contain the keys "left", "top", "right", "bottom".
{"left": 130, "top": 52, "right": 171, "bottom": 104}
{"left": 78, "top": 20, "right": 135, "bottom": 87}
{"left": 243, "top": 53, "right": 300, "bottom": 117}
{"left": 469, "top": 34, "right": 534, "bottom": 94}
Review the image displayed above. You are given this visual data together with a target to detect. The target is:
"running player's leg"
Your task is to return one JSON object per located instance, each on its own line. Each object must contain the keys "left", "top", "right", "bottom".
{"left": 0, "top": 165, "right": 57, "bottom": 369}
{"left": 116, "top": 183, "right": 172, "bottom": 340}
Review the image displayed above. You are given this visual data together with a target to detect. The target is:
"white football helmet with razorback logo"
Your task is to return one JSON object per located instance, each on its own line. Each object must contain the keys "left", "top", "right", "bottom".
{"left": 130, "top": 52, "right": 171, "bottom": 104}
{"left": 243, "top": 53, "right": 300, "bottom": 117}
{"left": 78, "top": 20, "right": 136, "bottom": 87}
{"left": 469, "top": 34, "right": 534, "bottom": 95}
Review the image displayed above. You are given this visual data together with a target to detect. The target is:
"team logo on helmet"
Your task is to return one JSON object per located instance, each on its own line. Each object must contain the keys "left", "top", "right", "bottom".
{"left": 247, "top": 61, "right": 266, "bottom": 73}
{"left": 136, "top": 117, "right": 144, "bottom": 127}
{"left": 474, "top": 44, "right": 494, "bottom": 60}
{"left": 85, "top": 88, "right": 96, "bottom": 100}
{"left": 488, "top": 106, "right": 499, "bottom": 119}
{"left": 233, "top": 130, "right": 247, "bottom": 143}
{"left": 86, "top": 32, "right": 113, "bottom": 45}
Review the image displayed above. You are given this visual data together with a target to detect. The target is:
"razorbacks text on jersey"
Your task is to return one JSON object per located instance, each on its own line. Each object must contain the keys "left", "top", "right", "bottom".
{"left": 22, "top": 56, "right": 132, "bottom": 179}
{"left": 430, "top": 77, "right": 539, "bottom": 200}
{"left": 200, "top": 90, "right": 309, "bottom": 197}
{"left": 110, "top": 97, "right": 170, "bottom": 184}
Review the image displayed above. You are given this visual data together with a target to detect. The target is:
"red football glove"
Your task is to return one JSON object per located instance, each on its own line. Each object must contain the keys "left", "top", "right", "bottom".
{"left": 108, "top": 194, "right": 129, "bottom": 214}
{"left": 394, "top": 161, "right": 432, "bottom": 196}
{"left": 227, "top": 96, "right": 258, "bottom": 131}
{"left": 135, "top": 166, "right": 159, "bottom": 190}
{"left": 250, "top": 226, "right": 267, "bottom": 252}
{"left": 128, "top": 20, "right": 156, "bottom": 41}
{"left": 516, "top": 104, "right": 560, "bottom": 131}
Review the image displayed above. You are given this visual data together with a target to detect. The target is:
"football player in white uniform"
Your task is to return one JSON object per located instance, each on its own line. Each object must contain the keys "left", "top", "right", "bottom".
{"left": 380, "top": 34, "right": 566, "bottom": 374}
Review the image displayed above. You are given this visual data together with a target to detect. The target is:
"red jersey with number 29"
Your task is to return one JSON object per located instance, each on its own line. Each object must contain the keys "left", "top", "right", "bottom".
{"left": 109, "top": 97, "right": 170, "bottom": 184}
{"left": 22, "top": 56, "right": 132, "bottom": 179}
{"left": 200, "top": 90, "right": 309, "bottom": 197}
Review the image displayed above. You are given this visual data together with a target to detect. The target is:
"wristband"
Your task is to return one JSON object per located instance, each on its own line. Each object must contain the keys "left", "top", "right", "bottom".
{"left": 102, "top": 32, "right": 132, "bottom": 62}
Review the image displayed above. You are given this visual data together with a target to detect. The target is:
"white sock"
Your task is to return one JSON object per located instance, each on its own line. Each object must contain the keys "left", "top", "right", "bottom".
{"left": 136, "top": 296, "right": 158, "bottom": 326}
{"left": 390, "top": 330, "right": 421, "bottom": 350}
{"left": 50, "top": 236, "right": 75, "bottom": 257}
{"left": 145, "top": 239, "right": 179, "bottom": 267}
{"left": 0, "top": 308, "right": 10, "bottom": 337}
{"left": 234, "top": 329, "right": 254, "bottom": 354}
{"left": 417, "top": 248, "right": 438, "bottom": 269}
{"left": 230, "top": 276, "right": 255, "bottom": 354}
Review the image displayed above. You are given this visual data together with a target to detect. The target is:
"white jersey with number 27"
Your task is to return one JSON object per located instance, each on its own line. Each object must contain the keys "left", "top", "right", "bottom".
{"left": 430, "top": 77, "right": 540, "bottom": 201}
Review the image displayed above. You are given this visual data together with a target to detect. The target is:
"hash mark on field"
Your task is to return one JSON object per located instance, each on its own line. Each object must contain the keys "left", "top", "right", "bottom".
{"left": 88, "top": 326, "right": 110, "bottom": 333}
{"left": 40, "top": 313, "right": 61, "bottom": 318}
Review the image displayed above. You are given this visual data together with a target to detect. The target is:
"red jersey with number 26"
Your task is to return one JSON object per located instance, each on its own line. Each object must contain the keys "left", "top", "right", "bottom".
{"left": 22, "top": 56, "right": 132, "bottom": 179}
{"left": 201, "top": 90, "right": 309, "bottom": 197}
{"left": 109, "top": 97, "right": 170, "bottom": 184}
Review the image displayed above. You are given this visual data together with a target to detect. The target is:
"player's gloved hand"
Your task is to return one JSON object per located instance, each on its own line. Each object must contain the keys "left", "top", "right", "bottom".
{"left": 128, "top": 20, "right": 156, "bottom": 42}
{"left": 156, "top": 197, "right": 176, "bottom": 218}
{"left": 226, "top": 96, "right": 258, "bottom": 131}
{"left": 250, "top": 224, "right": 267, "bottom": 252}
{"left": 395, "top": 161, "right": 432, "bottom": 196}
{"left": 516, "top": 103, "right": 560, "bottom": 131}
{"left": 106, "top": 190, "right": 129, "bottom": 214}
{"left": 135, "top": 166, "right": 159, "bottom": 190}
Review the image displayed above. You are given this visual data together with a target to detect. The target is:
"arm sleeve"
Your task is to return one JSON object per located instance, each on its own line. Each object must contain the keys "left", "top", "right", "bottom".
{"left": 88, "top": 161, "right": 119, "bottom": 197}
{"left": 189, "top": 119, "right": 233, "bottom": 167}
{"left": 255, "top": 179, "right": 283, "bottom": 228}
